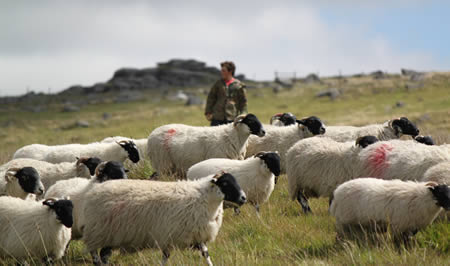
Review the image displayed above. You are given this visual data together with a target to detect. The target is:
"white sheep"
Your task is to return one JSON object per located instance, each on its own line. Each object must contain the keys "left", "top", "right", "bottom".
{"left": 187, "top": 151, "right": 281, "bottom": 213}
{"left": 147, "top": 113, "right": 265, "bottom": 177}
{"left": 246, "top": 116, "right": 326, "bottom": 173}
{"left": 269, "top": 112, "right": 297, "bottom": 126}
{"left": 101, "top": 136, "right": 148, "bottom": 158}
{"left": 286, "top": 136, "right": 379, "bottom": 214}
{"left": 79, "top": 172, "right": 246, "bottom": 265}
{"left": 358, "top": 139, "right": 450, "bottom": 181}
{"left": 321, "top": 117, "right": 419, "bottom": 142}
{"left": 422, "top": 161, "right": 450, "bottom": 185}
{"left": 0, "top": 157, "right": 101, "bottom": 195}
{"left": 0, "top": 197, "right": 73, "bottom": 262}
{"left": 1, "top": 167, "right": 45, "bottom": 199}
{"left": 329, "top": 178, "right": 450, "bottom": 244}
{"left": 13, "top": 140, "right": 140, "bottom": 164}
{"left": 44, "top": 161, "right": 128, "bottom": 240}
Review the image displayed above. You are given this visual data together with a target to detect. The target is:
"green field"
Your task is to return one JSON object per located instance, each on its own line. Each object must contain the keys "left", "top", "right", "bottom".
{"left": 0, "top": 73, "right": 449, "bottom": 265}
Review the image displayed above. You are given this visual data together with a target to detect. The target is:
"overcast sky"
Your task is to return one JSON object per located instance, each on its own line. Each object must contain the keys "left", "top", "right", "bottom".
{"left": 1, "top": 0, "right": 449, "bottom": 96}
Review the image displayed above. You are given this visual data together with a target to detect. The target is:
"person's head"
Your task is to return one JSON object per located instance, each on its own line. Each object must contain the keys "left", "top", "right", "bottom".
{"left": 221, "top": 61, "right": 235, "bottom": 80}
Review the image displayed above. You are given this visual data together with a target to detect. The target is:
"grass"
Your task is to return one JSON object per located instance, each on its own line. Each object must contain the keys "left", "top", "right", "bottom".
{"left": 0, "top": 73, "right": 449, "bottom": 265}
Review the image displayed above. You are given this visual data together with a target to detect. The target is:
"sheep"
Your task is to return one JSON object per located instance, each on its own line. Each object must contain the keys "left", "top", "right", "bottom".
{"left": 0, "top": 197, "right": 73, "bottom": 263}
{"left": 414, "top": 135, "right": 435, "bottom": 145}
{"left": 286, "top": 136, "right": 379, "bottom": 214}
{"left": 270, "top": 112, "right": 297, "bottom": 126}
{"left": 13, "top": 140, "right": 140, "bottom": 164}
{"left": 79, "top": 172, "right": 246, "bottom": 265}
{"left": 0, "top": 157, "right": 101, "bottom": 195}
{"left": 1, "top": 167, "right": 45, "bottom": 199}
{"left": 101, "top": 136, "right": 148, "bottom": 158}
{"left": 329, "top": 178, "right": 450, "bottom": 245}
{"left": 321, "top": 117, "right": 419, "bottom": 142}
{"left": 44, "top": 161, "right": 128, "bottom": 240}
{"left": 147, "top": 113, "right": 265, "bottom": 177}
{"left": 187, "top": 151, "right": 281, "bottom": 213}
{"left": 422, "top": 161, "right": 450, "bottom": 185}
{"left": 358, "top": 139, "right": 450, "bottom": 181}
{"left": 245, "top": 116, "right": 326, "bottom": 173}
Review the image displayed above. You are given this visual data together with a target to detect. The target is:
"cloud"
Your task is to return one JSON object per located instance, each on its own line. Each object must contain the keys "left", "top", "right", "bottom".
{"left": 0, "top": 1, "right": 444, "bottom": 96}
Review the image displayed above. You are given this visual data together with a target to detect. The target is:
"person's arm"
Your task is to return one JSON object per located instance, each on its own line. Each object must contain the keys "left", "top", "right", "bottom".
{"left": 205, "top": 82, "right": 218, "bottom": 119}
{"left": 236, "top": 84, "right": 248, "bottom": 115}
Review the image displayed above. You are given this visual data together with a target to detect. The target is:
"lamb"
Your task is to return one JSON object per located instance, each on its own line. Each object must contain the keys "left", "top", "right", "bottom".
{"left": 0, "top": 197, "right": 73, "bottom": 262}
{"left": 270, "top": 112, "right": 297, "bottom": 126}
{"left": 13, "top": 140, "right": 140, "bottom": 164}
{"left": 245, "top": 116, "right": 326, "bottom": 173}
{"left": 329, "top": 178, "right": 450, "bottom": 244}
{"left": 101, "top": 136, "right": 148, "bottom": 158}
{"left": 321, "top": 117, "right": 419, "bottom": 142}
{"left": 1, "top": 167, "right": 45, "bottom": 199}
{"left": 358, "top": 139, "right": 450, "bottom": 181}
{"left": 187, "top": 151, "right": 281, "bottom": 213}
{"left": 44, "top": 161, "right": 128, "bottom": 240}
{"left": 286, "top": 136, "right": 379, "bottom": 214}
{"left": 80, "top": 172, "right": 246, "bottom": 265}
{"left": 0, "top": 157, "right": 101, "bottom": 195}
{"left": 147, "top": 113, "right": 265, "bottom": 177}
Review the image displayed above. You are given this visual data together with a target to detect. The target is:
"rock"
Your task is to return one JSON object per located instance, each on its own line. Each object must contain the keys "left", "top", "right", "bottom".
{"left": 62, "top": 104, "right": 80, "bottom": 112}
{"left": 22, "top": 105, "right": 46, "bottom": 113}
{"left": 102, "top": 112, "right": 112, "bottom": 120}
{"left": 174, "top": 90, "right": 188, "bottom": 101}
{"left": 395, "top": 101, "right": 405, "bottom": 108}
{"left": 304, "top": 73, "right": 320, "bottom": 84}
{"left": 76, "top": 120, "right": 90, "bottom": 128}
{"left": 370, "top": 70, "right": 385, "bottom": 79}
{"left": 410, "top": 73, "right": 425, "bottom": 82}
{"left": 273, "top": 85, "right": 282, "bottom": 94}
{"left": 185, "top": 95, "right": 204, "bottom": 106}
{"left": 417, "top": 113, "right": 431, "bottom": 123}
{"left": 401, "top": 68, "right": 421, "bottom": 76}
{"left": 316, "top": 88, "right": 340, "bottom": 100}
{"left": 405, "top": 82, "right": 424, "bottom": 91}
{"left": 114, "top": 90, "right": 144, "bottom": 103}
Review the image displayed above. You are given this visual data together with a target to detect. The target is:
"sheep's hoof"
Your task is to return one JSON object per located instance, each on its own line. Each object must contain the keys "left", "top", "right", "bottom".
{"left": 150, "top": 172, "right": 159, "bottom": 179}
{"left": 100, "top": 247, "right": 112, "bottom": 264}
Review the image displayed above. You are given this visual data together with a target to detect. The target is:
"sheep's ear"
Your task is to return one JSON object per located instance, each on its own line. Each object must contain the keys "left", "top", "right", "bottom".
{"left": 116, "top": 140, "right": 128, "bottom": 147}
{"left": 255, "top": 151, "right": 266, "bottom": 158}
{"left": 5, "top": 171, "right": 17, "bottom": 182}
{"left": 233, "top": 115, "right": 245, "bottom": 126}
{"left": 95, "top": 162, "right": 107, "bottom": 177}
{"left": 63, "top": 196, "right": 70, "bottom": 200}
{"left": 355, "top": 136, "right": 363, "bottom": 147}
{"left": 43, "top": 198, "right": 56, "bottom": 207}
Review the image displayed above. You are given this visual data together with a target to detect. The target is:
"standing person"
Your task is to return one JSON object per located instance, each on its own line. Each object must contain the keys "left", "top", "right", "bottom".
{"left": 205, "top": 61, "right": 248, "bottom": 126}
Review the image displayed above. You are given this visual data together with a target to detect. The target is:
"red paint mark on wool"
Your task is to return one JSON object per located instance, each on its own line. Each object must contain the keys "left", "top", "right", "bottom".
{"left": 163, "top": 128, "right": 177, "bottom": 151}
{"left": 367, "top": 143, "right": 393, "bottom": 178}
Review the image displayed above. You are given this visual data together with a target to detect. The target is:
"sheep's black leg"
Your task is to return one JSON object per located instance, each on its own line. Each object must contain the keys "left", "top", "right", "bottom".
{"left": 90, "top": 250, "right": 102, "bottom": 266}
{"left": 274, "top": 176, "right": 279, "bottom": 184}
{"left": 161, "top": 250, "right": 170, "bottom": 266}
{"left": 100, "top": 247, "right": 112, "bottom": 264}
{"left": 254, "top": 204, "right": 260, "bottom": 213}
{"left": 296, "top": 191, "right": 312, "bottom": 214}
{"left": 197, "top": 243, "right": 213, "bottom": 266}
{"left": 42, "top": 257, "right": 53, "bottom": 265}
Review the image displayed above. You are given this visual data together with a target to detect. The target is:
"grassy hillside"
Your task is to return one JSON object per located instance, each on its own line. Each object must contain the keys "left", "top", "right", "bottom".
{"left": 0, "top": 73, "right": 449, "bottom": 265}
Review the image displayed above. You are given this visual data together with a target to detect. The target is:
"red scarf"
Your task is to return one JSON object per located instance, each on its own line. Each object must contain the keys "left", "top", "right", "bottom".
{"left": 225, "top": 78, "right": 235, "bottom": 87}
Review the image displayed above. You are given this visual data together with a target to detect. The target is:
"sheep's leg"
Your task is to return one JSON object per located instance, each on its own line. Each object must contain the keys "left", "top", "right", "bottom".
{"left": 161, "top": 250, "right": 170, "bottom": 266}
{"left": 150, "top": 172, "right": 159, "bottom": 179}
{"left": 254, "top": 204, "right": 260, "bottom": 213}
{"left": 42, "top": 256, "right": 53, "bottom": 265}
{"left": 296, "top": 191, "right": 312, "bottom": 214}
{"left": 100, "top": 247, "right": 112, "bottom": 264}
{"left": 198, "top": 243, "right": 213, "bottom": 266}
{"left": 234, "top": 207, "right": 241, "bottom": 215}
{"left": 90, "top": 250, "right": 102, "bottom": 266}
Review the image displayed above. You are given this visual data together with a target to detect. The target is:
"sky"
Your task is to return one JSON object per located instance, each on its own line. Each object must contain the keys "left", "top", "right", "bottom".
{"left": 1, "top": 0, "right": 449, "bottom": 96}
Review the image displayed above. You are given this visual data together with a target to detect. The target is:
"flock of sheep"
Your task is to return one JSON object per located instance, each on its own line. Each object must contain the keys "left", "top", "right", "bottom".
{"left": 0, "top": 112, "right": 449, "bottom": 265}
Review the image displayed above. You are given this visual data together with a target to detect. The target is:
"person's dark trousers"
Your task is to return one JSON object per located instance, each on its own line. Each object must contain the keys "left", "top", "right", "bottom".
{"left": 210, "top": 119, "right": 233, "bottom": 126}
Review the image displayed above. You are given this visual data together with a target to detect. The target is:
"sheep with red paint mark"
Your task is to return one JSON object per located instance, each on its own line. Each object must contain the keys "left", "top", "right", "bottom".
{"left": 147, "top": 114, "right": 265, "bottom": 177}
{"left": 286, "top": 136, "right": 379, "bottom": 214}
{"left": 359, "top": 139, "right": 450, "bottom": 181}
{"left": 321, "top": 117, "right": 419, "bottom": 142}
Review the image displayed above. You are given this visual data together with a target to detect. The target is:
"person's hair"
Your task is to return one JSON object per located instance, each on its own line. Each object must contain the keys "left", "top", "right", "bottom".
{"left": 221, "top": 61, "right": 236, "bottom": 76}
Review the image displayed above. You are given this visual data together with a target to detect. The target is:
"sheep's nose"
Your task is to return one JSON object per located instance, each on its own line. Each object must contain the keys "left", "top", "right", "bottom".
{"left": 240, "top": 195, "right": 247, "bottom": 203}
{"left": 259, "top": 130, "right": 266, "bottom": 137}
{"left": 38, "top": 188, "right": 44, "bottom": 195}
{"left": 320, "top": 127, "right": 326, "bottom": 134}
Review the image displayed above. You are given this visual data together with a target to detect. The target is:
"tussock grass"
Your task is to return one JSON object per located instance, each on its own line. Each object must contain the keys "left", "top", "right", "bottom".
{"left": 0, "top": 74, "right": 448, "bottom": 265}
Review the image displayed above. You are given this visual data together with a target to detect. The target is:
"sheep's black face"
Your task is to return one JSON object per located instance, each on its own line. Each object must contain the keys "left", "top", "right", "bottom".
{"left": 297, "top": 116, "right": 325, "bottom": 135}
{"left": 257, "top": 152, "right": 281, "bottom": 177}
{"left": 356, "top": 135, "right": 379, "bottom": 148}
{"left": 414, "top": 135, "right": 435, "bottom": 146}
{"left": 82, "top": 157, "right": 103, "bottom": 176}
{"left": 120, "top": 141, "right": 140, "bottom": 163}
{"left": 429, "top": 185, "right": 450, "bottom": 210}
{"left": 392, "top": 117, "right": 419, "bottom": 137}
{"left": 280, "top": 113, "right": 297, "bottom": 126}
{"left": 97, "top": 161, "right": 128, "bottom": 182}
{"left": 241, "top": 114, "right": 265, "bottom": 137}
{"left": 212, "top": 173, "right": 246, "bottom": 206}
{"left": 17, "top": 167, "right": 44, "bottom": 195}
{"left": 44, "top": 199, "right": 74, "bottom": 228}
